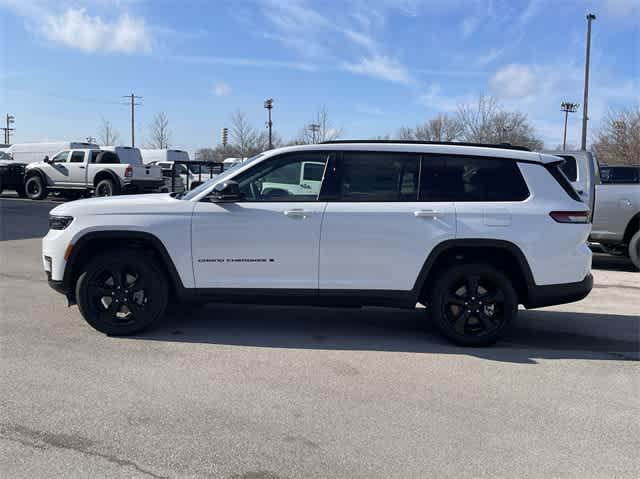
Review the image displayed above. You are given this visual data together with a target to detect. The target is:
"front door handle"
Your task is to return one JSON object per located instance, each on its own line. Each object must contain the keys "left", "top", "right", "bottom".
{"left": 79, "top": 166, "right": 85, "bottom": 169}
{"left": 414, "top": 209, "right": 443, "bottom": 218}
{"left": 284, "top": 209, "right": 312, "bottom": 218}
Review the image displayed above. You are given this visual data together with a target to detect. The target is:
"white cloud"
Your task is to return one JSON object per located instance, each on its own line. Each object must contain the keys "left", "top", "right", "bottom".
{"left": 343, "top": 55, "right": 411, "bottom": 84}
{"left": 477, "top": 47, "right": 503, "bottom": 65}
{"left": 489, "top": 64, "right": 537, "bottom": 98}
{"left": 169, "top": 55, "right": 317, "bottom": 72}
{"left": 461, "top": 16, "right": 478, "bottom": 38}
{"left": 41, "top": 7, "right": 151, "bottom": 53}
{"left": 213, "top": 81, "right": 231, "bottom": 97}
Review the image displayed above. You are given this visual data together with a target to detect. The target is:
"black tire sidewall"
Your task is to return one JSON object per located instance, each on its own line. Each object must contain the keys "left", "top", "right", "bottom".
{"left": 75, "top": 250, "right": 169, "bottom": 335}
{"left": 428, "top": 263, "right": 518, "bottom": 346}
{"left": 94, "top": 179, "right": 119, "bottom": 197}
{"left": 25, "top": 176, "right": 46, "bottom": 200}
{"left": 628, "top": 230, "right": 640, "bottom": 271}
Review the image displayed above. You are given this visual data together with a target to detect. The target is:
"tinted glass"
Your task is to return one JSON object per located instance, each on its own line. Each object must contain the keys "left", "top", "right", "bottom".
{"left": 89, "top": 151, "right": 101, "bottom": 163}
{"left": 420, "top": 156, "right": 529, "bottom": 202}
{"left": 556, "top": 155, "right": 578, "bottom": 181}
{"left": 70, "top": 151, "right": 85, "bottom": 163}
{"left": 234, "top": 152, "right": 328, "bottom": 201}
{"left": 303, "top": 162, "right": 325, "bottom": 182}
{"left": 339, "top": 152, "right": 419, "bottom": 201}
{"left": 97, "top": 152, "right": 119, "bottom": 164}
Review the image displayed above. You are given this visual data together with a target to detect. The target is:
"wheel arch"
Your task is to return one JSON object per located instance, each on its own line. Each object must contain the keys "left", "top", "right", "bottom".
{"left": 24, "top": 168, "right": 48, "bottom": 183}
{"left": 412, "top": 239, "right": 535, "bottom": 306}
{"left": 63, "top": 231, "right": 185, "bottom": 304}
{"left": 93, "top": 169, "right": 121, "bottom": 187}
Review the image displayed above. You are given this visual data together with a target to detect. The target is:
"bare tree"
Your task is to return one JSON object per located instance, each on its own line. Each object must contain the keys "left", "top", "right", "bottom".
{"left": 397, "top": 114, "right": 463, "bottom": 142}
{"left": 298, "top": 107, "right": 343, "bottom": 144}
{"left": 99, "top": 118, "right": 120, "bottom": 146}
{"left": 149, "top": 112, "right": 171, "bottom": 149}
{"left": 230, "top": 111, "right": 258, "bottom": 158}
{"left": 592, "top": 106, "right": 640, "bottom": 165}
{"left": 457, "top": 94, "right": 543, "bottom": 149}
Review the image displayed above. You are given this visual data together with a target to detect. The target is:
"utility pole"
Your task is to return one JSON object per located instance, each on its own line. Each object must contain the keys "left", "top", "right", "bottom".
{"left": 308, "top": 123, "right": 320, "bottom": 144}
{"left": 123, "top": 93, "right": 142, "bottom": 147}
{"left": 560, "top": 102, "right": 579, "bottom": 151}
{"left": 264, "top": 98, "right": 274, "bottom": 149}
{"left": 1, "top": 114, "right": 15, "bottom": 144}
{"left": 581, "top": 13, "right": 596, "bottom": 151}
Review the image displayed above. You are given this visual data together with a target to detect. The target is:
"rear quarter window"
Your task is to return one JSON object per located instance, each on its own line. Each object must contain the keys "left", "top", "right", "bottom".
{"left": 555, "top": 155, "right": 578, "bottom": 181}
{"left": 419, "top": 155, "right": 530, "bottom": 202}
{"left": 545, "top": 162, "right": 582, "bottom": 202}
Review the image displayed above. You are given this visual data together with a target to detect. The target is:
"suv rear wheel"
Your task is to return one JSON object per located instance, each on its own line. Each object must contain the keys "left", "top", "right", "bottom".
{"left": 75, "top": 249, "right": 168, "bottom": 335}
{"left": 428, "top": 263, "right": 517, "bottom": 346}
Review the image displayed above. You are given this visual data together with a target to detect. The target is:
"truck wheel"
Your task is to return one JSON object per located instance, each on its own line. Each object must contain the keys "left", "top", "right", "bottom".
{"left": 25, "top": 176, "right": 48, "bottom": 200}
{"left": 75, "top": 249, "right": 168, "bottom": 335}
{"left": 428, "top": 263, "right": 517, "bottom": 346}
{"left": 628, "top": 230, "right": 640, "bottom": 271}
{"left": 94, "top": 178, "right": 119, "bottom": 197}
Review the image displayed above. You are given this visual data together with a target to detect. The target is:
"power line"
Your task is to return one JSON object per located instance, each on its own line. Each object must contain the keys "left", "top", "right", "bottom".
{"left": 122, "top": 94, "right": 142, "bottom": 147}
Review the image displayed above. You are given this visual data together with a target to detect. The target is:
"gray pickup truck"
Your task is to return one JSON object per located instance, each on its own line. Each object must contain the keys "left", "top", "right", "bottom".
{"left": 545, "top": 150, "right": 640, "bottom": 270}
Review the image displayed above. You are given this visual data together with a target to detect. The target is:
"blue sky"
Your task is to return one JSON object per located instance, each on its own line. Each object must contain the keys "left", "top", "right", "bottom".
{"left": 1, "top": 0, "right": 638, "bottom": 152}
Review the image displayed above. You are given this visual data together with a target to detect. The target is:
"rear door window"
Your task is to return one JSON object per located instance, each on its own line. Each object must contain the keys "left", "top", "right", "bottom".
{"left": 337, "top": 152, "right": 419, "bottom": 201}
{"left": 420, "top": 155, "right": 530, "bottom": 202}
{"left": 70, "top": 151, "right": 85, "bottom": 163}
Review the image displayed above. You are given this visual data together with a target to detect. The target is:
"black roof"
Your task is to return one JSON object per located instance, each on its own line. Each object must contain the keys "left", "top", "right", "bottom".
{"left": 320, "top": 140, "right": 531, "bottom": 152}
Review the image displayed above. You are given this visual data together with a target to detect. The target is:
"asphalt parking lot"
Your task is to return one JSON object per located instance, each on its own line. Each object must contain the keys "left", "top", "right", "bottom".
{"left": 1, "top": 196, "right": 638, "bottom": 478}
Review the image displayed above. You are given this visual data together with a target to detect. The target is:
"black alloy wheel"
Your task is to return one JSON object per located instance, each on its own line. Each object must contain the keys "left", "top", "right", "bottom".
{"left": 76, "top": 250, "right": 168, "bottom": 335}
{"left": 429, "top": 263, "right": 517, "bottom": 346}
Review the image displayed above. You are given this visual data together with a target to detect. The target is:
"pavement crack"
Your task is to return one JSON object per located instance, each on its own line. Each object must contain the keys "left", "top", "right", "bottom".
{"left": 1, "top": 424, "right": 169, "bottom": 479}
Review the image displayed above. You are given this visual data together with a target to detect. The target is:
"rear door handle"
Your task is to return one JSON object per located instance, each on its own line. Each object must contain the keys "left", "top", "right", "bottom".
{"left": 284, "top": 209, "right": 312, "bottom": 218}
{"left": 414, "top": 209, "right": 443, "bottom": 218}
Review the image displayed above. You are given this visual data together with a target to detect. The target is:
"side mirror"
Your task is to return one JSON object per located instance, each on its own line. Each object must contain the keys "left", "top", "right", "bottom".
{"left": 209, "top": 180, "right": 242, "bottom": 202}
{"left": 43, "top": 156, "right": 50, "bottom": 163}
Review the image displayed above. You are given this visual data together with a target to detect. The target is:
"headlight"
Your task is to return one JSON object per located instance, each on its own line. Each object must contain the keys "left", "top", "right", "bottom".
{"left": 48, "top": 215, "right": 74, "bottom": 230}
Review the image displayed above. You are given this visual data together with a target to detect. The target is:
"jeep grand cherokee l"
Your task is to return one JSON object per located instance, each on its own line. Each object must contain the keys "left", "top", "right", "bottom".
{"left": 42, "top": 141, "right": 593, "bottom": 346}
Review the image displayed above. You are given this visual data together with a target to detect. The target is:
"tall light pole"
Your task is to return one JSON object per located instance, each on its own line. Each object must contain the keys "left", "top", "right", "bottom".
{"left": 2, "top": 114, "right": 15, "bottom": 144}
{"left": 581, "top": 13, "right": 596, "bottom": 151}
{"left": 308, "top": 123, "right": 320, "bottom": 143}
{"left": 560, "top": 102, "right": 579, "bottom": 151}
{"left": 264, "top": 98, "right": 274, "bottom": 149}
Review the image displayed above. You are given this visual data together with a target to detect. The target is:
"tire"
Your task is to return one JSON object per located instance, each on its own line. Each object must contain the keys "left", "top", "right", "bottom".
{"left": 428, "top": 263, "right": 518, "bottom": 347}
{"left": 94, "top": 178, "right": 120, "bottom": 197}
{"left": 24, "top": 175, "right": 48, "bottom": 200}
{"left": 628, "top": 230, "right": 640, "bottom": 271}
{"left": 75, "top": 249, "right": 169, "bottom": 335}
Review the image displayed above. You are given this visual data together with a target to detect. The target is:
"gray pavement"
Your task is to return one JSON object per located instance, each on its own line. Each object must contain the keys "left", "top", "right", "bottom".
{"left": 1, "top": 197, "right": 638, "bottom": 478}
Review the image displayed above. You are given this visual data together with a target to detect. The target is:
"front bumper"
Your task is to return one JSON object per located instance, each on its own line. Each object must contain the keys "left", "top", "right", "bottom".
{"left": 524, "top": 273, "right": 594, "bottom": 309}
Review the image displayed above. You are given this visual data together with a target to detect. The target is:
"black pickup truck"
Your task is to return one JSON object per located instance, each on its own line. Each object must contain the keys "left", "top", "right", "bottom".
{"left": 0, "top": 151, "right": 27, "bottom": 197}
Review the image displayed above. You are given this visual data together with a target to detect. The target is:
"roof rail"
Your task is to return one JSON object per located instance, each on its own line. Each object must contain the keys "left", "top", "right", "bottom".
{"left": 320, "top": 139, "right": 531, "bottom": 152}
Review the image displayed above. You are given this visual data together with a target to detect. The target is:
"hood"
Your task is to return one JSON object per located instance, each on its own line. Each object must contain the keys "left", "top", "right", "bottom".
{"left": 50, "top": 193, "right": 189, "bottom": 217}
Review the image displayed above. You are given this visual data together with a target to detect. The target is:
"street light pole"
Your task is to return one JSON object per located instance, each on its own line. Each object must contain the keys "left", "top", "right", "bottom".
{"left": 581, "top": 13, "right": 596, "bottom": 151}
{"left": 264, "top": 98, "right": 274, "bottom": 149}
{"left": 560, "top": 102, "right": 579, "bottom": 151}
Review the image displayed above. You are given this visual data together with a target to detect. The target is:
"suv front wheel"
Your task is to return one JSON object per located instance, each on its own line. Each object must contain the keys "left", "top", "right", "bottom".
{"left": 75, "top": 249, "right": 168, "bottom": 335}
{"left": 428, "top": 263, "right": 517, "bottom": 346}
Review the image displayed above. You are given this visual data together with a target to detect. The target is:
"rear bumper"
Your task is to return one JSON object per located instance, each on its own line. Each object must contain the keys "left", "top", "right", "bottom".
{"left": 122, "top": 179, "right": 164, "bottom": 194}
{"left": 524, "top": 274, "right": 593, "bottom": 309}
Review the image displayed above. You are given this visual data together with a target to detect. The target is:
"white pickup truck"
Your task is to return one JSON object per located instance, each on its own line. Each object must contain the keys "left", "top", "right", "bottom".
{"left": 23, "top": 147, "right": 164, "bottom": 200}
{"left": 546, "top": 150, "right": 640, "bottom": 270}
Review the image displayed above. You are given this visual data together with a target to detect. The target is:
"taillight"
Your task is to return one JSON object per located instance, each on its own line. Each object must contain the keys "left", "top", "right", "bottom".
{"left": 549, "top": 211, "right": 590, "bottom": 224}
{"left": 125, "top": 166, "right": 133, "bottom": 178}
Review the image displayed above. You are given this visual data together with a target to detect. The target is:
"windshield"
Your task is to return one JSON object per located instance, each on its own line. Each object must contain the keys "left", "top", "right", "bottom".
{"left": 180, "top": 153, "right": 266, "bottom": 200}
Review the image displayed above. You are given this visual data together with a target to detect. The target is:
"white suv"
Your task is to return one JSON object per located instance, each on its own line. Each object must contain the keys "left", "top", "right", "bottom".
{"left": 42, "top": 142, "right": 593, "bottom": 346}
